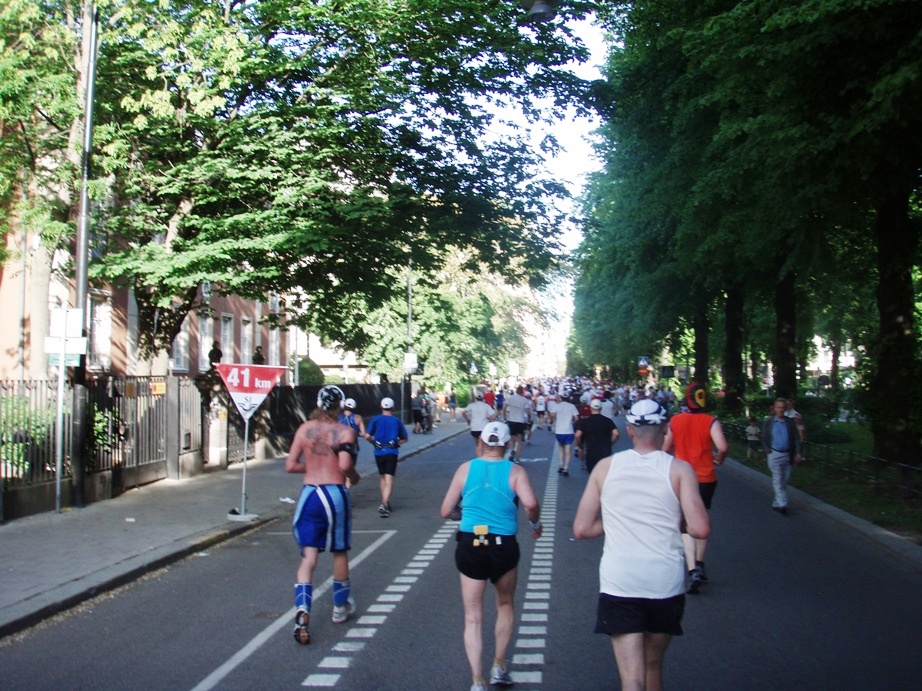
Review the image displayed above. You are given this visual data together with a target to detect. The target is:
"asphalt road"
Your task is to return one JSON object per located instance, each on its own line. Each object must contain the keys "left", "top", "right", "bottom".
{"left": 1, "top": 425, "right": 920, "bottom": 690}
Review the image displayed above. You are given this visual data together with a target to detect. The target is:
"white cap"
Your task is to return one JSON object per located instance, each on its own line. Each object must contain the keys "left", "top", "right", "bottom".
{"left": 344, "top": 398, "right": 357, "bottom": 410}
{"left": 480, "top": 421, "right": 511, "bottom": 447}
{"left": 381, "top": 397, "right": 395, "bottom": 410}
{"left": 626, "top": 399, "right": 668, "bottom": 426}
{"left": 475, "top": 391, "right": 484, "bottom": 399}
{"left": 590, "top": 399, "right": 602, "bottom": 410}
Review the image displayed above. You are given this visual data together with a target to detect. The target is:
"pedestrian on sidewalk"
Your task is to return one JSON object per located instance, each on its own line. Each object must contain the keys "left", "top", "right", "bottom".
{"left": 662, "top": 382, "right": 728, "bottom": 593}
{"left": 745, "top": 416, "right": 761, "bottom": 461}
{"left": 440, "top": 421, "right": 543, "bottom": 691}
{"left": 449, "top": 387, "right": 458, "bottom": 422}
{"left": 363, "top": 397, "right": 408, "bottom": 517}
{"left": 762, "top": 397, "right": 803, "bottom": 515}
{"left": 285, "top": 385, "right": 361, "bottom": 645}
{"left": 574, "top": 399, "right": 710, "bottom": 691}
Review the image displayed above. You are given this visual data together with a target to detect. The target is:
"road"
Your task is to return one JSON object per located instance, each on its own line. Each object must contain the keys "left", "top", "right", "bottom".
{"left": 1, "top": 425, "right": 920, "bottom": 690}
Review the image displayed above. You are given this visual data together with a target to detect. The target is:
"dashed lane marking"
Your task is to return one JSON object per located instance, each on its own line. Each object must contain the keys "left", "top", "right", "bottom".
{"left": 189, "top": 530, "right": 395, "bottom": 691}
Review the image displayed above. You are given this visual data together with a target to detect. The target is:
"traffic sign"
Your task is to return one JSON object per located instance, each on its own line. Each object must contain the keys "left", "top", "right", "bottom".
{"left": 215, "top": 363, "right": 287, "bottom": 523}
{"left": 216, "top": 364, "right": 286, "bottom": 420}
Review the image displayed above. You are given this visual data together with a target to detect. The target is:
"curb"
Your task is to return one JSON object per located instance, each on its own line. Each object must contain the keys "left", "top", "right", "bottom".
{"left": 0, "top": 514, "right": 280, "bottom": 641}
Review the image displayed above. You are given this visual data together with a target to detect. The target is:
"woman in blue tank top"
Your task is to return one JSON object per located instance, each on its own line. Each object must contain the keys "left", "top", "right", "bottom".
{"left": 337, "top": 399, "right": 364, "bottom": 486}
{"left": 440, "top": 422, "right": 543, "bottom": 691}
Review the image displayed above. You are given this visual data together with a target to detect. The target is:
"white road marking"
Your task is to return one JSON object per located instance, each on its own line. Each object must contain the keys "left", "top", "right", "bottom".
{"left": 190, "top": 530, "right": 395, "bottom": 691}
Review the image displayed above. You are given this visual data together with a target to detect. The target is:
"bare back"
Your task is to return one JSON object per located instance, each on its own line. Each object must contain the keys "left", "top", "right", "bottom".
{"left": 285, "top": 418, "right": 357, "bottom": 486}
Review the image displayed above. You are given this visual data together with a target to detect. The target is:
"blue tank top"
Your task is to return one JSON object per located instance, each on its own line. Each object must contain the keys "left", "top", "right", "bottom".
{"left": 338, "top": 412, "right": 360, "bottom": 449}
{"left": 460, "top": 459, "right": 517, "bottom": 535}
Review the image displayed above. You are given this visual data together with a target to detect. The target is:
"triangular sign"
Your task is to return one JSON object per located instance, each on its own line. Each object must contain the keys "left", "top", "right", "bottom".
{"left": 216, "top": 364, "right": 287, "bottom": 420}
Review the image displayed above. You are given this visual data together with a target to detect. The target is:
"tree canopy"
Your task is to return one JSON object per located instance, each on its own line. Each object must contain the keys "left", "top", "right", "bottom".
{"left": 2, "top": 0, "right": 598, "bottom": 368}
{"left": 576, "top": 0, "right": 922, "bottom": 462}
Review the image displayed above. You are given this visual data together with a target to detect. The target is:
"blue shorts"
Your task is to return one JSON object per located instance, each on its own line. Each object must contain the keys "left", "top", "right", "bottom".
{"left": 292, "top": 484, "right": 352, "bottom": 553}
{"left": 556, "top": 434, "right": 575, "bottom": 446}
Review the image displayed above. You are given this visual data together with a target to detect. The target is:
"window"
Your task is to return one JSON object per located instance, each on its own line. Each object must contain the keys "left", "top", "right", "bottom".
{"left": 199, "top": 313, "right": 213, "bottom": 370}
{"left": 221, "top": 314, "right": 234, "bottom": 363}
{"left": 241, "top": 317, "right": 253, "bottom": 365}
{"left": 172, "top": 316, "right": 190, "bottom": 372}
{"left": 87, "top": 293, "right": 112, "bottom": 371}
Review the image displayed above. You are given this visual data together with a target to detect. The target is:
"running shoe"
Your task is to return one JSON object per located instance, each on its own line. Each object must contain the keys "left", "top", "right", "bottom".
{"left": 332, "top": 596, "right": 355, "bottom": 624}
{"left": 490, "top": 663, "right": 514, "bottom": 686}
{"left": 293, "top": 610, "right": 311, "bottom": 644}
{"left": 688, "top": 567, "right": 704, "bottom": 594}
{"left": 378, "top": 503, "right": 389, "bottom": 517}
{"left": 696, "top": 562, "right": 709, "bottom": 582}
{"left": 562, "top": 469, "right": 569, "bottom": 477}
{"left": 471, "top": 683, "right": 487, "bottom": 691}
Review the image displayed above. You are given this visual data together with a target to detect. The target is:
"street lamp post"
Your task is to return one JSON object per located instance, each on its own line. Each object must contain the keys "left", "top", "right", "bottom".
{"left": 72, "top": 4, "right": 101, "bottom": 509}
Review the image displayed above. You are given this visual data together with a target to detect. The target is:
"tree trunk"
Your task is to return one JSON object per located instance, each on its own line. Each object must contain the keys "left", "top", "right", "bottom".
{"left": 871, "top": 189, "right": 920, "bottom": 468}
{"left": 693, "top": 305, "right": 709, "bottom": 387}
{"left": 773, "top": 273, "right": 797, "bottom": 398}
{"left": 723, "top": 285, "right": 745, "bottom": 414}
{"left": 830, "top": 341, "right": 841, "bottom": 393}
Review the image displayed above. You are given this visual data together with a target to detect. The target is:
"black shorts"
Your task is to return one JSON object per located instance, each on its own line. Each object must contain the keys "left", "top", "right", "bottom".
{"left": 507, "top": 421, "right": 527, "bottom": 437}
{"left": 594, "top": 593, "right": 685, "bottom": 636}
{"left": 471, "top": 431, "right": 482, "bottom": 440}
{"left": 699, "top": 481, "right": 717, "bottom": 510}
{"left": 454, "top": 532, "right": 520, "bottom": 583}
{"left": 375, "top": 454, "right": 398, "bottom": 476}
{"left": 412, "top": 410, "right": 423, "bottom": 423}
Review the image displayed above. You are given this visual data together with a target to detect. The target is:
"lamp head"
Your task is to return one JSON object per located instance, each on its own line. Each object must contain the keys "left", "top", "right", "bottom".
{"left": 525, "top": 1, "right": 557, "bottom": 23}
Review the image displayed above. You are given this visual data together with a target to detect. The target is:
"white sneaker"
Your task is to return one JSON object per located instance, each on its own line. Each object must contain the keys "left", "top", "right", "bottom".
{"left": 490, "top": 663, "right": 513, "bottom": 686}
{"left": 332, "top": 596, "right": 355, "bottom": 624}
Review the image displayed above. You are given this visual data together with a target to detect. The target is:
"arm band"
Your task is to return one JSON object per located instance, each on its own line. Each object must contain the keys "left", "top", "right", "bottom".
{"left": 334, "top": 443, "right": 356, "bottom": 456}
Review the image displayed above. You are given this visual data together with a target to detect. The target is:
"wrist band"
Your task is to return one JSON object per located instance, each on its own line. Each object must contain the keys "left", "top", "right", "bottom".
{"left": 529, "top": 520, "right": 542, "bottom": 531}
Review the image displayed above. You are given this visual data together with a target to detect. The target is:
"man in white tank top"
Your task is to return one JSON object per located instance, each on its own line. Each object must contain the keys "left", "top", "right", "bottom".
{"left": 573, "top": 399, "right": 710, "bottom": 691}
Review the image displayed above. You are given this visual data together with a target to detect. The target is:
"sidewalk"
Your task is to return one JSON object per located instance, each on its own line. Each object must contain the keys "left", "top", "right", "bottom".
{"left": 0, "top": 417, "right": 468, "bottom": 640}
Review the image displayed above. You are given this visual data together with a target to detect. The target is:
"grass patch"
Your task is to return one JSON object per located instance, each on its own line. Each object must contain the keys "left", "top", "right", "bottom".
{"left": 725, "top": 422, "right": 922, "bottom": 545}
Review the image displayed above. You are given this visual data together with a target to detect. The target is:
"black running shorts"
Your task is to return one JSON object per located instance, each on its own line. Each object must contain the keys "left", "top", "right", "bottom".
{"left": 375, "top": 454, "right": 398, "bottom": 476}
{"left": 507, "top": 421, "right": 527, "bottom": 437}
{"left": 594, "top": 593, "right": 685, "bottom": 636}
{"left": 698, "top": 480, "right": 717, "bottom": 510}
{"left": 454, "top": 532, "right": 520, "bottom": 583}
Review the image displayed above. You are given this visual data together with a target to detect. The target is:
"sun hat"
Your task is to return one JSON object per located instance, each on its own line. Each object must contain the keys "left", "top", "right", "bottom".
{"left": 480, "top": 421, "right": 511, "bottom": 447}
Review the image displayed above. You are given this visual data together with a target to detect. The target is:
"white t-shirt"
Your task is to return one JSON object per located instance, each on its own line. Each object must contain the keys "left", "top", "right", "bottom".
{"left": 599, "top": 399, "right": 616, "bottom": 421}
{"left": 465, "top": 400, "right": 495, "bottom": 432}
{"left": 504, "top": 393, "right": 530, "bottom": 424}
{"left": 553, "top": 401, "right": 579, "bottom": 435}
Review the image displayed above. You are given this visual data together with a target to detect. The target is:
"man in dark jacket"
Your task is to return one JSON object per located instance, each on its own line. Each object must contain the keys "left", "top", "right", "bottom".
{"left": 761, "top": 398, "right": 803, "bottom": 515}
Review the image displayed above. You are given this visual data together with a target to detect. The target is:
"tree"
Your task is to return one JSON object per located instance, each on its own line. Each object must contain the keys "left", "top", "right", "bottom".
{"left": 81, "top": 0, "right": 594, "bottom": 360}
{"left": 1, "top": 0, "right": 95, "bottom": 375}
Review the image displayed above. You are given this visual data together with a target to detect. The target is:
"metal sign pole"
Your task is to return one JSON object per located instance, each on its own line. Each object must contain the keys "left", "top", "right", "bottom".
{"left": 54, "top": 338, "right": 66, "bottom": 513}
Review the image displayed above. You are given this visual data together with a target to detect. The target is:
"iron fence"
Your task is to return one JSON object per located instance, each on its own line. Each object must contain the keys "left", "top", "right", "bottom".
{"left": 2, "top": 376, "right": 203, "bottom": 494}
{"left": 0, "top": 379, "right": 72, "bottom": 486}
